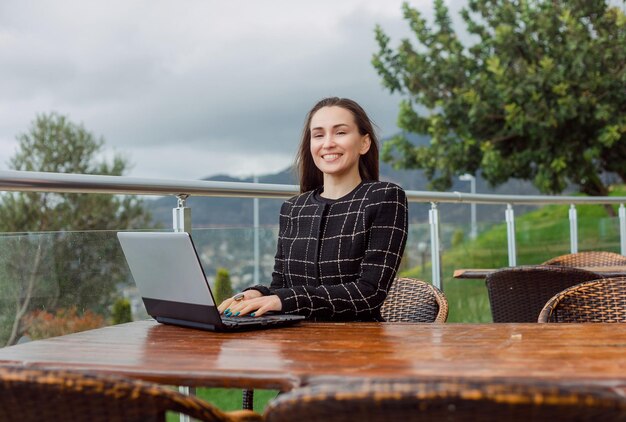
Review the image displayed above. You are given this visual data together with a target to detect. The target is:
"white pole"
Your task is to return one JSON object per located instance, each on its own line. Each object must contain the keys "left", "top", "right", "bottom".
{"left": 459, "top": 174, "right": 477, "bottom": 239}
{"left": 569, "top": 204, "right": 578, "bottom": 253}
{"left": 429, "top": 203, "right": 442, "bottom": 290}
{"left": 505, "top": 204, "right": 516, "bottom": 266}
{"left": 253, "top": 176, "right": 260, "bottom": 285}
{"left": 172, "top": 194, "right": 191, "bottom": 233}
{"left": 469, "top": 176, "right": 477, "bottom": 239}
{"left": 619, "top": 204, "right": 626, "bottom": 255}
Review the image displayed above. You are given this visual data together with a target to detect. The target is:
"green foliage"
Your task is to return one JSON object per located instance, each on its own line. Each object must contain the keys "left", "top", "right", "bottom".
{"left": 0, "top": 112, "right": 153, "bottom": 346}
{"left": 111, "top": 298, "right": 133, "bottom": 325}
{"left": 214, "top": 268, "right": 234, "bottom": 305}
{"left": 451, "top": 229, "right": 465, "bottom": 247}
{"left": 373, "top": 0, "right": 626, "bottom": 196}
{"left": 400, "top": 186, "right": 625, "bottom": 322}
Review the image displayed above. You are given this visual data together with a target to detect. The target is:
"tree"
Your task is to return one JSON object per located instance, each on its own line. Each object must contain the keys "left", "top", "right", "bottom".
{"left": 111, "top": 298, "right": 133, "bottom": 325}
{"left": 213, "top": 268, "right": 233, "bottom": 306}
{"left": 0, "top": 112, "right": 153, "bottom": 346}
{"left": 372, "top": 0, "right": 626, "bottom": 197}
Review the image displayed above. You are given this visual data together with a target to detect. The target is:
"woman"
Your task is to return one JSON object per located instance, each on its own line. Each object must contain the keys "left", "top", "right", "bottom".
{"left": 218, "top": 97, "right": 408, "bottom": 321}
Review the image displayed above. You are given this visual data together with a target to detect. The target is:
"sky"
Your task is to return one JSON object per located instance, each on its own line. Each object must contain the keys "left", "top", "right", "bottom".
{"left": 0, "top": 0, "right": 463, "bottom": 180}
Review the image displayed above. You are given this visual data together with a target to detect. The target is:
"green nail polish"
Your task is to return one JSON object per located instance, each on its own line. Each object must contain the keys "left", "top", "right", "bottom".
{"left": 250, "top": 312, "right": 256, "bottom": 317}
{"left": 234, "top": 311, "right": 240, "bottom": 316}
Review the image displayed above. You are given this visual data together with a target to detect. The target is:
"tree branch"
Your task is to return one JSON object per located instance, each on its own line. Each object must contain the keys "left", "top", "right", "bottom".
{"left": 5, "top": 239, "right": 44, "bottom": 346}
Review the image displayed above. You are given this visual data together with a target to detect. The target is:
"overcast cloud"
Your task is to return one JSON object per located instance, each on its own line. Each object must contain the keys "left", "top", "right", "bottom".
{"left": 0, "top": 0, "right": 462, "bottom": 180}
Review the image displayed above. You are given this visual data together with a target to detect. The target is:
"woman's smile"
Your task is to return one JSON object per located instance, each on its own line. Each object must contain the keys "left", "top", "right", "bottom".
{"left": 322, "top": 153, "right": 342, "bottom": 161}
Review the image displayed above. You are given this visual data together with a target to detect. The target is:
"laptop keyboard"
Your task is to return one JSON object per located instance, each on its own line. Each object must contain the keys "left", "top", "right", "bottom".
{"left": 221, "top": 314, "right": 297, "bottom": 326}
{"left": 222, "top": 315, "right": 259, "bottom": 323}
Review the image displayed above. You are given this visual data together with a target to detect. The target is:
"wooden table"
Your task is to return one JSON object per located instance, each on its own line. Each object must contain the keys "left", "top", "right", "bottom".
{"left": 453, "top": 265, "right": 626, "bottom": 279}
{"left": 0, "top": 320, "right": 625, "bottom": 393}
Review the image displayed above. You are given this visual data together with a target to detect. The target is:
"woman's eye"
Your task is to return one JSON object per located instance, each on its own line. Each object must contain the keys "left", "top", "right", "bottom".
{"left": 313, "top": 133, "right": 323, "bottom": 138}
{"left": 336, "top": 131, "right": 346, "bottom": 135}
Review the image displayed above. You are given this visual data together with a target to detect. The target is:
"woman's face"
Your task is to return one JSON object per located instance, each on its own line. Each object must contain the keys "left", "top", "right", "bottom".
{"left": 309, "top": 106, "right": 370, "bottom": 180}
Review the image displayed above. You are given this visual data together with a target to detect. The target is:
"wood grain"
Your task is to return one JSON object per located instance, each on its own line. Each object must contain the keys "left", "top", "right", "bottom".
{"left": 0, "top": 321, "right": 624, "bottom": 392}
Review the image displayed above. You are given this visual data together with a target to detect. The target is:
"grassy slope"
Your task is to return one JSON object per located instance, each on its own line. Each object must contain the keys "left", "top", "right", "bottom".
{"left": 401, "top": 186, "right": 626, "bottom": 322}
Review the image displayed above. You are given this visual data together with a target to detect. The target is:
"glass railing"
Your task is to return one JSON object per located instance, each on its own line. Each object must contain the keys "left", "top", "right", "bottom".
{"left": 1, "top": 170, "right": 625, "bottom": 346}
{"left": 1, "top": 210, "right": 623, "bottom": 346}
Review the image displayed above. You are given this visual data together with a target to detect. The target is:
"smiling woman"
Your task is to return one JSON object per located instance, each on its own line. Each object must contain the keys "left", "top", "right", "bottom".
{"left": 218, "top": 97, "right": 409, "bottom": 322}
{"left": 309, "top": 107, "right": 371, "bottom": 192}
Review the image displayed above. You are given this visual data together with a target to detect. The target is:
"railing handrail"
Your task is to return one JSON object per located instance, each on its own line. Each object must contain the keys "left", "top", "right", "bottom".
{"left": 1, "top": 170, "right": 625, "bottom": 205}
{"left": 2, "top": 169, "right": 626, "bottom": 288}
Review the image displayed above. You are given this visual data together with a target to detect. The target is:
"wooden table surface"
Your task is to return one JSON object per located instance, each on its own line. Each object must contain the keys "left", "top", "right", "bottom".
{"left": 1, "top": 320, "right": 625, "bottom": 393}
{"left": 453, "top": 265, "right": 626, "bottom": 279}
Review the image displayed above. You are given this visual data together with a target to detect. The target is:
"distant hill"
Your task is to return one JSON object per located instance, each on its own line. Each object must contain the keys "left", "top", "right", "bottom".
{"left": 145, "top": 133, "right": 545, "bottom": 228}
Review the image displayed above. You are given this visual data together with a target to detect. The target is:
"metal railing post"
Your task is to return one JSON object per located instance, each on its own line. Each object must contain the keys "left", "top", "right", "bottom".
{"left": 174, "top": 193, "right": 193, "bottom": 422}
{"left": 569, "top": 204, "right": 578, "bottom": 253}
{"left": 253, "top": 176, "right": 260, "bottom": 284}
{"left": 178, "top": 386, "right": 196, "bottom": 422}
{"left": 173, "top": 194, "right": 191, "bottom": 233}
{"left": 429, "top": 202, "right": 442, "bottom": 290}
{"left": 619, "top": 204, "right": 626, "bottom": 255}
{"left": 505, "top": 204, "right": 517, "bottom": 266}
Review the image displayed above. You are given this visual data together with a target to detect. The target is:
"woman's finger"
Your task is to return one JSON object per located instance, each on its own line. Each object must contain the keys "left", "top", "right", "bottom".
{"left": 236, "top": 303, "right": 261, "bottom": 316}
{"left": 225, "top": 297, "right": 263, "bottom": 315}
{"left": 250, "top": 296, "right": 282, "bottom": 317}
{"left": 227, "top": 297, "right": 274, "bottom": 316}
{"left": 252, "top": 304, "right": 270, "bottom": 317}
{"left": 217, "top": 297, "right": 234, "bottom": 313}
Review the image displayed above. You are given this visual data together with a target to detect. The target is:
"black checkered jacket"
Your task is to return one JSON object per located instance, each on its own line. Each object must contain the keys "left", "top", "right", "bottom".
{"left": 248, "top": 180, "right": 408, "bottom": 321}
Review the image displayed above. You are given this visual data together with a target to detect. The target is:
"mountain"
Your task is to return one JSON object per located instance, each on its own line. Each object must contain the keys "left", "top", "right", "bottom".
{"left": 145, "top": 134, "right": 544, "bottom": 228}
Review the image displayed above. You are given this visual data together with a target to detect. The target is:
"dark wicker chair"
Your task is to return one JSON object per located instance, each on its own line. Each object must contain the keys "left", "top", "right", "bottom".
{"left": 243, "top": 278, "right": 450, "bottom": 409}
{"left": 485, "top": 266, "right": 604, "bottom": 322}
{"left": 263, "top": 378, "right": 626, "bottom": 422}
{"left": 542, "top": 251, "right": 626, "bottom": 267}
{"left": 380, "top": 277, "right": 449, "bottom": 322}
{"left": 0, "top": 366, "right": 262, "bottom": 422}
{"left": 538, "top": 276, "right": 626, "bottom": 323}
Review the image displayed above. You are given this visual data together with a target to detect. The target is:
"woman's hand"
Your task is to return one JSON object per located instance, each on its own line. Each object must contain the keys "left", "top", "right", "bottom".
{"left": 218, "top": 290, "right": 262, "bottom": 314}
{"left": 219, "top": 292, "right": 282, "bottom": 317}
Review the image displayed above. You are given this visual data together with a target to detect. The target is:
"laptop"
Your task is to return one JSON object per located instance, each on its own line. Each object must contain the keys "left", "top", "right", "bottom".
{"left": 117, "top": 231, "right": 305, "bottom": 332}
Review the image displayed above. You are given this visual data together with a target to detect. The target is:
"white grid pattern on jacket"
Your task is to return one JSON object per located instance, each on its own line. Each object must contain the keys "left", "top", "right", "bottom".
{"left": 249, "top": 181, "right": 408, "bottom": 321}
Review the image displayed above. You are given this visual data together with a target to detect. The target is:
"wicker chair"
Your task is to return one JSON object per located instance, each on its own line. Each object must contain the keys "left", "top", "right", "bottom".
{"left": 542, "top": 251, "right": 626, "bottom": 267}
{"left": 243, "top": 278, "right": 450, "bottom": 409}
{"left": 485, "top": 266, "right": 603, "bottom": 322}
{"left": 380, "top": 277, "right": 449, "bottom": 322}
{"left": 263, "top": 378, "right": 626, "bottom": 422}
{"left": 538, "top": 276, "right": 626, "bottom": 323}
{"left": 0, "top": 366, "right": 262, "bottom": 422}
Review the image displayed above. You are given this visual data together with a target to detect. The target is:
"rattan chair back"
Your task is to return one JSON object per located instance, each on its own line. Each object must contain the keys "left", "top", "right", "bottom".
{"left": 485, "top": 266, "right": 603, "bottom": 323}
{"left": 538, "top": 276, "right": 626, "bottom": 323}
{"left": 380, "top": 277, "right": 448, "bottom": 322}
{"left": 245, "top": 278, "right": 448, "bottom": 411}
{"left": 542, "top": 251, "right": 626, "bottom": 266}
{"left": 263, "top": 378, "right": 626, "bottom": 422}
{"left": 0, "top": 366, "right": 262, "bottom": 422}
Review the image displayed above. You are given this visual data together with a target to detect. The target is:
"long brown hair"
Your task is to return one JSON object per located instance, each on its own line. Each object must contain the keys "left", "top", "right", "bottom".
{"left": 295, "top": 97, "right": 379, "bottom": 193}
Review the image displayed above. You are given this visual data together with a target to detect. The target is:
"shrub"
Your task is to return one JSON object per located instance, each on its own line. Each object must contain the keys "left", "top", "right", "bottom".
{"left": 111, "top": 298, "right": 132, "bottom": 324}
{"left": 22, "top": 306, "right": 105, "bottom": 340}
{"left": 214, "top": 268, "right": 233, "bottom": 305}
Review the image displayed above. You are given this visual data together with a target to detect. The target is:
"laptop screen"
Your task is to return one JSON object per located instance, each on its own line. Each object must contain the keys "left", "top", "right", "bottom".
{"left": 117, "top": 232, "right": 215, "bottom": 307}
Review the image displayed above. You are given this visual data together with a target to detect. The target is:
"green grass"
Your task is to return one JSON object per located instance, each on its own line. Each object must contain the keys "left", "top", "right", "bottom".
{"left": 401, "top": 186, "right": 626, "bottom": 322}
{"left": 166, "top": 388, "right": 278, "bottom": 420}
